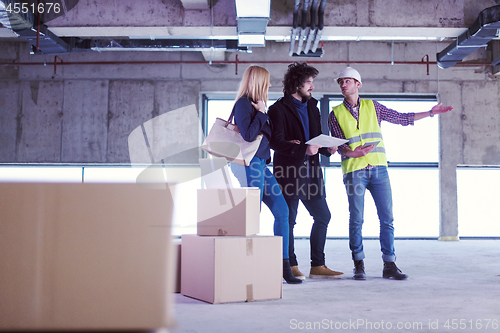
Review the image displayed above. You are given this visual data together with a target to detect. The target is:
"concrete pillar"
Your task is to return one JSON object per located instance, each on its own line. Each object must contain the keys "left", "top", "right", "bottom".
{"left": 62, "top": 80, "right": 109, "bottom": 163}
{"left": 17, "top": 81, "right": 64, "bottom": 163}
{"left": 107, "top": 80, "right": 155, "bottom": 163}
{"left": 0, "top": 81, "right": 20, "bottom": 162}
{"left": 438, "top": 81, "right": 462, "bottom": 241}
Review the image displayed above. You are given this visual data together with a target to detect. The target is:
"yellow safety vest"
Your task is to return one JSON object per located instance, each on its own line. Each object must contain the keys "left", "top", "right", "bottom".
{"left": 332, "top": 99, "right": 387, "bottom": 174}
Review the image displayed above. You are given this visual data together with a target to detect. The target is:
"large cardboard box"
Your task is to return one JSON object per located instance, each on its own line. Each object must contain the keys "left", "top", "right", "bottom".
{"left": 197, "top": 188, "right": 260, "bottom": 236}
{"left": 181, "top": 234, "right": 282, "bottom": 304}
{"left": 0, "top": 183, "right": 176, "bottom": 331}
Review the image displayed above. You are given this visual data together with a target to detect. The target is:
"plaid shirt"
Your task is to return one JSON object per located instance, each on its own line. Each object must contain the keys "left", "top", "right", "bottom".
{"left": 328, "top": 98, "right": 415, "bottom": 155}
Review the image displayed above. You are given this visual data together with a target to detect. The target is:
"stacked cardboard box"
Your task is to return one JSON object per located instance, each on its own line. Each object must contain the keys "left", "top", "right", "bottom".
{"left": 180, "top": 158, "right": 283, "bottom": 304}
{"left": 0, "top": 183, "right": 177, "bottom": 331}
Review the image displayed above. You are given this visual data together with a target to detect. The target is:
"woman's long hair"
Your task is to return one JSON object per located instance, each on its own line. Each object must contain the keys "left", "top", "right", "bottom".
{"left": 235, "top": 65, "right": 270, "bottom": 106}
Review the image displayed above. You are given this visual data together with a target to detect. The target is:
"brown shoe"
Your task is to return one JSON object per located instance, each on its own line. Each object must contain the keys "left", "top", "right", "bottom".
{"left": 291, "top": 265, "right": 306, "bottom": 280}
{"left": 309, "top": 265, "right": 344, "bottom": 279}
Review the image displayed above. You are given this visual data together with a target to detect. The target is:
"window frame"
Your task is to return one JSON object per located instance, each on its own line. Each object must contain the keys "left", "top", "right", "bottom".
{"left": 203, "top": 93, "right": 439, "bottom": 168}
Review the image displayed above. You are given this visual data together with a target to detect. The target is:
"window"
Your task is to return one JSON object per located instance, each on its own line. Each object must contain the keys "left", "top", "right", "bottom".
{"left": 328, "top": 96, "right": 439, "bottom": 163}
{"left": 205, "top": 98, "right": 278, "bottom": 134}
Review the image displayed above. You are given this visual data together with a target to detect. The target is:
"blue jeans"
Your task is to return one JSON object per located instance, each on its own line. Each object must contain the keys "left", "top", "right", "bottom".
{"left": 286, "top": 196, "right": 331, "bottom": 267}
{"left": 343, "top": 166, "right": 396, "bottom": 262}
{"left": 231, "top": 157, "right": 290, "bottom": 259}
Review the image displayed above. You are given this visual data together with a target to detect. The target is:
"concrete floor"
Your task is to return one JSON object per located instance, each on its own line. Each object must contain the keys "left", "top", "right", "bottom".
{"left": 170, "top": 238, "right": 500, "bottom": 333}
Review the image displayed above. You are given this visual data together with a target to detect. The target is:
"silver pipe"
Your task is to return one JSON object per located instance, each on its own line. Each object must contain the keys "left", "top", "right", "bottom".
{"left": 304, "top": 28, "right": 316, "bottom": 54}
{"left": 296, "top": 0, "right": 310, "bottom": 55}
{"left": 296, "top": 26, "right": 308, "bottom": 54}
{"left": 289, "top": 0, "right": 302, "bottom": 56}
{"left": 311, "top": 0, "right": 326, "bottom": 53}
{"left": 304, "top": 0, "right": 319, "bottom": 54}
{"left": 311, "top": 29, "right": 322, "bottom": 52}
{"left": 288, "top": 27, "right": 299, "bottom": 57}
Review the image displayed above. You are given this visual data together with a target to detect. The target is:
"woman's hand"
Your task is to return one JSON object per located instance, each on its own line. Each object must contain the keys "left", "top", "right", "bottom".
{"left": 251, "top": 100, "right": 267, "bottom": 113}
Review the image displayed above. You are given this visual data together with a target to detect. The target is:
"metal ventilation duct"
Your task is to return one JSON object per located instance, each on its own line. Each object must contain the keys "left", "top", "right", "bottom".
{"left": 73, "top": 39, "right": 249, "bottom": 53}
{"left": 18, "top": 24, "right": 70, "bottom": 54}
{"left": 0, "top": 0, "right": 33, "bottom": 31}
{"left": 437, "top": 5, "right": 500, "bottom": 69}
{"left": 0, "top": 0, "right": 70, "bottom": 54}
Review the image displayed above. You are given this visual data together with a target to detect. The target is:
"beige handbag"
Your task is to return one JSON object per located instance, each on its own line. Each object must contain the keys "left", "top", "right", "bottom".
{"left": 202, "top": 109, "right": 263, "bottom": 167}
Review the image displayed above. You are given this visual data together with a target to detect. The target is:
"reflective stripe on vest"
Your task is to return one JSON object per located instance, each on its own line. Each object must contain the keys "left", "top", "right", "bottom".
{"left": 332, "top": 99, "right": 388, "bottom": 174}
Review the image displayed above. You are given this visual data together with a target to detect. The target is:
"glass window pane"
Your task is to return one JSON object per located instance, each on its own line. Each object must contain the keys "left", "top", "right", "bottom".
{"left": 83, "top": 166, "right": 143, "bottom": 183}
{"left": 457, "top": 168, "right": 500, "bottom": 237}
{"left": 206, "top": 99, "right": 279, "bottom": 133}
{"left": 377, "top": 101, "right": 438, "bottom": 163}
{"left": 0, "top": 166, "right": 82, "bottom": 183}
{"left": 207, "top": 100, "right": 235, "bottom": 132}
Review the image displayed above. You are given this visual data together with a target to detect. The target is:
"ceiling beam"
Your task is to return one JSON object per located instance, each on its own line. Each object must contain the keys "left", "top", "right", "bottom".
{"left": 44, "top": 26, "right": 470, "bottom": 41}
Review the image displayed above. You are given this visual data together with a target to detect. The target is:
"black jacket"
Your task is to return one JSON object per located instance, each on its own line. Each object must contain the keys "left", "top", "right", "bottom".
{"left": 268, "top": 94, "right": 330, "bottom": 200}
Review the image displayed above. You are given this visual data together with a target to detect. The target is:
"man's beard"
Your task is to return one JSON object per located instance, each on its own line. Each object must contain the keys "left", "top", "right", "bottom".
{"left": 297, "top": 88, "right": 312, "bottom": 101}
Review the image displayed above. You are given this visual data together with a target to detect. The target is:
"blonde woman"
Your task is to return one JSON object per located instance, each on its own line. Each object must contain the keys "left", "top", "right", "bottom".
{"left": 230, "top": 65, "right": 301, "bottom": 284}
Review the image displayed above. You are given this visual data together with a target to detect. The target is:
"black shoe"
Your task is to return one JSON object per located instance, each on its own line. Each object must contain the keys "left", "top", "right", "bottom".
{"left": 353, "top": 260, "right": 366, "bottom": 280}
{"left": 383, "top": 261, "right": 408, "bottom": 280}
{"left": 283, "top": 259, "right": 302, "bottom": 284}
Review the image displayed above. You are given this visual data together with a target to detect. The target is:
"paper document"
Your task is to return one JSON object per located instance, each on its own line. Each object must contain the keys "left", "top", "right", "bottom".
{"left": 306, "top": 134, "right": 349, "bottom": 147}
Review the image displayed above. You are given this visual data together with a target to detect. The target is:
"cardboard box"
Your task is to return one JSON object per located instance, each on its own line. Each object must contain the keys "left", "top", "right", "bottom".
{"left": 181, "top": 234, "right": 282, "bottom": 304}
{"left": 199, "top": 157, "right": 234, "bottom": 189}
{"left": 197, "top": 188, "right": 260, "bottom": 236}
{"left": 0, "top": 183, "right": 176, "bottom": 331}
{"left": 173, "top": 238, "right": 182, "bottom": 293}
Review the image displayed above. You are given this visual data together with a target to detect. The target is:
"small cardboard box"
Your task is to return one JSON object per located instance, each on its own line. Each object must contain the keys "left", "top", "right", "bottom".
{"left": 0, "top": 183, "right": 176, "bottom": 331}
{"left": 197, "top": 188, "right": 260, "bottom": 236}
{"left": 181, "top": 234, "right": 282, "bottom": 304}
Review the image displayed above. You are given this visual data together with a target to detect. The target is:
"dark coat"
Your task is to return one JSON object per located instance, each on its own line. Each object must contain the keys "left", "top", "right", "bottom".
{"left": 267, "top": 94, "right": 330, "bottom": 200}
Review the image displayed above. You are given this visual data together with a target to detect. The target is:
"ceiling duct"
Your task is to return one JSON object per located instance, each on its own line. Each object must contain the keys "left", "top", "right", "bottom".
{"left": 19, "top": 23, "right": 70, "bottom": 54}
{"left": 74, "top": 39, "right": 249, "bottom": 53}
{"left": 235, "top": 0, "right": 270, "bottom": 47}
{"left": 0, "top": 0, "right": 70, "bottom": 54}
{"left": 0, "top": 0, "right": 33, "bottom": 31}
{"left": 437, "top": 5, "right": 500, "bottom": 69}
{"left": 290, "top": 0, "right": 324, "bottom": 57}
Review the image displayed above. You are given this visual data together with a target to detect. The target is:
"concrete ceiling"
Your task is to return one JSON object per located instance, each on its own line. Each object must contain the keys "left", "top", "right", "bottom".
{"left": 2, "top": 0, "right": 498, "bottom": 62}
{"left": 0, "top": 0, "right": 477, "bottom": 42}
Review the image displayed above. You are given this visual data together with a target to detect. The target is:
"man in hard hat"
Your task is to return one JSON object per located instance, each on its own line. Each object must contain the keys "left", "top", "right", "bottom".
{"left": 268, "top": 62, "right": 344, "bottom": 280}
{"left": 328, "top": 66, "right": 453, "bottom": 280}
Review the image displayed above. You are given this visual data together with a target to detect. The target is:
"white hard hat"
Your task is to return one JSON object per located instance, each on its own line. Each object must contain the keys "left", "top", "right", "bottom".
{"left": 337, "top": 67, "right": 362, "bottom": 86}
